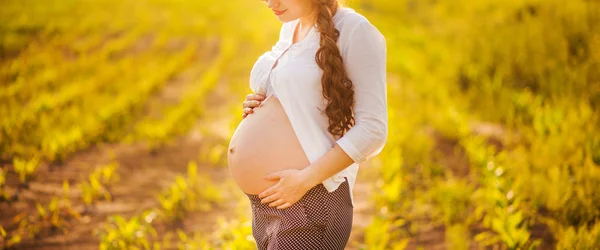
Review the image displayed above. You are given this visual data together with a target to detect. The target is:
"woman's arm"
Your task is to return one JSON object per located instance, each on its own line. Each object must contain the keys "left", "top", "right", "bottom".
{"left": 300, "top": 20, "right": 388, "bottom": 189}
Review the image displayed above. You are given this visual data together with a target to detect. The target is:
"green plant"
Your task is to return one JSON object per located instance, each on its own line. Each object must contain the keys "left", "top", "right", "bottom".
{"left": 364, "top": 215, "right": 409, "bottom": 250}
{"left": 12, "top": 156, "right": 40, "bottom": 185}
{"left": 0, "top": 223, "right": 25, "bottom": 249}
{"left": 95, "top": 162, "right": 120, "bottom": 185}
{"left": 173, "top": 229, "right": 211, "bottom": 250}
{"left": 207, "top": 215, "right": 256, "bottom": 249}
{"left": 555, "top": 222, "right": 600, "bottom": 249}
{"left": 79, "top": 162, "right": 120, "bottom": 206}
{"left": 35, "top": 180, "right": 80, "bottom": 233}
{"left": 463, "top": 137, "right": 541, "bottom": 249}
{"left": 1, "top": 181, "right": 79, "bottom": 249}
{"left": 97, "top": 210, "right": 158, "bottom": 250}
{"left": 157, "top": 161, "right": 222, "bottom": 222}
{"left": 427, "top": 178, "right": 474, "bottom": 249}
{"left": 157, "top": 175, "right": 188, "bottom": 222}
{"left": 0, "top": 168, "right": 11, "bottom": 202}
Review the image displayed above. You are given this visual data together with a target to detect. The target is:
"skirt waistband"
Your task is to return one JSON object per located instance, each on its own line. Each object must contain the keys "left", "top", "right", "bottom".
{"left": 245, "top": 192, "right": 262, "bottom": 204}
{"left": 244, "top": 182, "right": 340, "bottom": 205}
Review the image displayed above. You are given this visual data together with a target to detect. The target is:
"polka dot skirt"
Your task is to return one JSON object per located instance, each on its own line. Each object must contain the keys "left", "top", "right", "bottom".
{"left": 245, "top": 177, "right": 354, "bottom": 250}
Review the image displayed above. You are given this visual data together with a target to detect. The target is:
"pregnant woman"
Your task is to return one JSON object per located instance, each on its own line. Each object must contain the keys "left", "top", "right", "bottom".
{"left": 227, "top": 0, "right": 387, "bottom": 249}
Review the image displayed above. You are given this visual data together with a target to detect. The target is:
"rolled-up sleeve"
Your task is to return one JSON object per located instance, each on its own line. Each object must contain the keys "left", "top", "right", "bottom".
{"left": 335, "top": 20, "right": 388, "bottom": 164}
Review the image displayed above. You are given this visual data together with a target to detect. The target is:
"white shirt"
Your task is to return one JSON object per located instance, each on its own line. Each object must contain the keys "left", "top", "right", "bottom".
{"left": 249, "top": 7, "right": 388, "bottom": 207}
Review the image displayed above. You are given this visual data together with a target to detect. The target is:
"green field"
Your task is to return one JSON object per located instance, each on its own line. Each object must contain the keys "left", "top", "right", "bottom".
{"left": 1, "top": 0, "right": 599, "bottom": 249}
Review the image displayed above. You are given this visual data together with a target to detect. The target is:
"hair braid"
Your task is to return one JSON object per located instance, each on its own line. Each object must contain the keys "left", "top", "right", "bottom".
{"left": 312, "top": 0, "right": 355, "bottom": 138}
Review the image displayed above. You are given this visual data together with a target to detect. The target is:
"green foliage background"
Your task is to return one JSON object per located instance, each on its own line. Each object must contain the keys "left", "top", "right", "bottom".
{"left": 1, "top": 0, "right": 599, "bottom": 249}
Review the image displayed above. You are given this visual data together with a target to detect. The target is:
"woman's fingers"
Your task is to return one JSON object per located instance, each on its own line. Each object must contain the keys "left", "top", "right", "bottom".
{"left": 243, "top": 107, "right": 254, "bottom": 114}
{"left": 269, "top": 198, "right": 286, "bottom": 208}
{"left": 245, "top": 93, "right": 265, "bottom": 107}
{"left": 246, "top": 93, "right": 266, "bottom": 101}
{"left": 249, "top": 100, "right": 262, "bottom": 108}
{"left": 242, "top": 100, "right": 262, "bottom": 110}
{"left": 242, "top": 93, "right": 265, "bottom": 119}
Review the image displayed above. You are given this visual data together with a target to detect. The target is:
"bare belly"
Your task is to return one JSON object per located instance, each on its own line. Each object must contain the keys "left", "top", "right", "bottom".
{"left": 227, "top": 96, "right": 310, "bottom": 195}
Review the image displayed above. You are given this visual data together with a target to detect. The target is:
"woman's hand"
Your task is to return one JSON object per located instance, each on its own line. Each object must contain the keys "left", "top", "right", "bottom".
{"left": 259, "top": 169, "right": 313, "bottom": 209}
{"left": 242, "top": 93, "right": 266, "bottom": 119}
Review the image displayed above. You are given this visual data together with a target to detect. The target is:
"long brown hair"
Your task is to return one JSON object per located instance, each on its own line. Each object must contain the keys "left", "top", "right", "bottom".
{"left": 312, "top": 0, "right": 355, "bottom": 138}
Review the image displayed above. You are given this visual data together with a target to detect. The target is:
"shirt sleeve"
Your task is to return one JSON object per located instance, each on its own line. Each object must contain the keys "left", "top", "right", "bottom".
{"left": 335, "top": 20, "right": 388, "bottom": 164}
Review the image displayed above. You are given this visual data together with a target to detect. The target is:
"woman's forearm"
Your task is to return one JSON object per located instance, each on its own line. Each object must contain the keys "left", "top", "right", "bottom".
{"left": 299, "top": 143, "right": 356, "bottom": 190}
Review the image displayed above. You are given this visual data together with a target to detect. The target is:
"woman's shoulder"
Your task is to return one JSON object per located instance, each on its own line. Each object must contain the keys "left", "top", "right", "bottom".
{"left": 334, "top": 7, "right": 371, "bottom": 32}
{"left": 335, "top": 7, "right": 385, "bottom": 51}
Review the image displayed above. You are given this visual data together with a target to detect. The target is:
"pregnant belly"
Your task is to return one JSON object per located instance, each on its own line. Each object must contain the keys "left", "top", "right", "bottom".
{"left": 227, "top": 96, "right": 310, "bottom": 195}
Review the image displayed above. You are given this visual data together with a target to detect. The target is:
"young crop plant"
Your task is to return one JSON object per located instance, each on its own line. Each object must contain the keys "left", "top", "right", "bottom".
{"left": 157, "top": 161, "right": 223, "bottom": 222}
{"left": 12, "top": 156, "right": 40, "bottom": 187}
{"left": 79, "top": 162, "right": 120, "bottom": 207}
{"left": 34, "top": 181, "right": 81, "bottom": 235}
{"left": 461, "top": 136, "right": 541, "bottom": 249}
{"left": 1, "top": 181, "right": 79, "bottom": 249}
{"left": 0, "top": 223, "right": 27, "bottom": 250}
{"left": 0, "top": 168, "right": 14, "bottom": 202}
{"left": 97, "top": 210, "right": 158, "bottom": 250}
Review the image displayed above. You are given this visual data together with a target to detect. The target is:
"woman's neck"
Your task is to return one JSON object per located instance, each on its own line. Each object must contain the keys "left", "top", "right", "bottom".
{"left": 298, "top": 8, "right": 318, "bottom": 29}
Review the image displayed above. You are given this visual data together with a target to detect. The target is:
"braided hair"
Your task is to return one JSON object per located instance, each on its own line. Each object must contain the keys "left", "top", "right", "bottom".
{"left": 312, "top": 0, "right": 355, "bottom": 138}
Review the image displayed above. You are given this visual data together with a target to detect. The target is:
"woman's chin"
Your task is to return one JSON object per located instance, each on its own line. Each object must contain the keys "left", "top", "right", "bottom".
{"left": 276, "top": 15, "right": 294, "bottom": 23}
